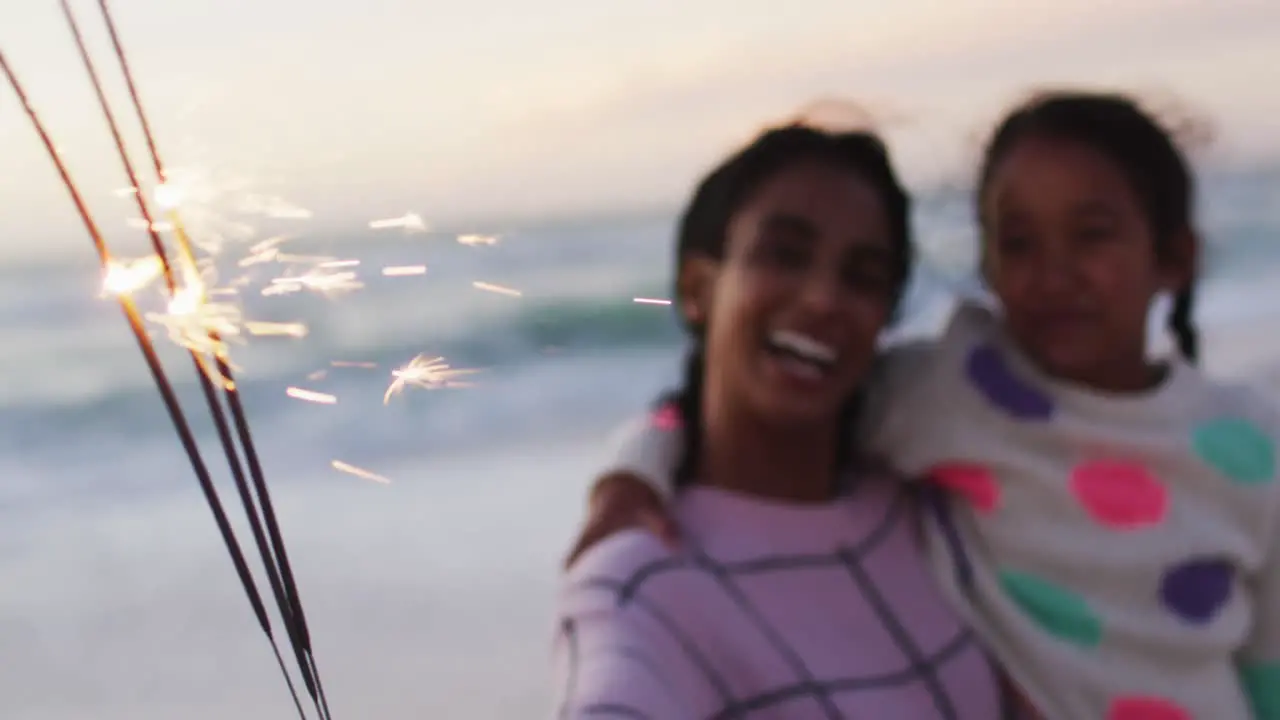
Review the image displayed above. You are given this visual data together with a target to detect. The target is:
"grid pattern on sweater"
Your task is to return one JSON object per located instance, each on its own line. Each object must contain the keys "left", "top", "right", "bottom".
{"left": 557, "top": 488, "right": 996, "bottom": 720}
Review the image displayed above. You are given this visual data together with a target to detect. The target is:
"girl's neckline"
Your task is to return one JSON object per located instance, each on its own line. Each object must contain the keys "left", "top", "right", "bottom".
{"left": 960, "top": 300, "right": 1201, "bottom": 421}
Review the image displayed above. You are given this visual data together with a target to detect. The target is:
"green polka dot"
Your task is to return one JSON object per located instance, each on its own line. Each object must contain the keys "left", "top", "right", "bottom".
{"left": 1192, "top": 419, "right": 1275, "bottom": 485}
{"left": 999, "top": 570, "right": 1103, "bottom": 648}
{"left": 1242, "top": 662, "right": 1280, "bottom": 720}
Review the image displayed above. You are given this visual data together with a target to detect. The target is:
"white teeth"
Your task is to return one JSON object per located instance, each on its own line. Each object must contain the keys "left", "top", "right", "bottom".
{"left": 768, "top": 329, "right": 837, "bottom": 365}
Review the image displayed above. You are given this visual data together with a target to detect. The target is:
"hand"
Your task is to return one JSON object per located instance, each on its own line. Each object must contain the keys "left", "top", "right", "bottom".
{"left": 564, "top": 472, "right": 680, "bottom": 568}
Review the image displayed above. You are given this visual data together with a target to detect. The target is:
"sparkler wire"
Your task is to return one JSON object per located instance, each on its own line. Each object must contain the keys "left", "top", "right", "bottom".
{"left": 95, "top": 3, "right": 333, "bottom": 714}
{"left": 91, "top": 3, "right": 334, "bottom": 713}
{"left": 0, "top": 49, "right": 308, "bottom": 720}
{"left": 4, "top": 2, "right": 336, "bottom": 714}
{"left": 58, "top": 4, "right": 330, "bottom": 717}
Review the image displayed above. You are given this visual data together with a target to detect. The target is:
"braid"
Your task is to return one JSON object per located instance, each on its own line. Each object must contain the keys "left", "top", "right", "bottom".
{"left": 831, "top": 391, "right": 865, "bottom": 490}
{"left": 1168, "top": 286, "right": 1199, "bottom": 363}
{"left": 672, "top": 344, "right": 706, "bottom": 489}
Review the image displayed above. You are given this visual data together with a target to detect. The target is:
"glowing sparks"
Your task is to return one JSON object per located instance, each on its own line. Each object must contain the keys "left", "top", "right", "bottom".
{"left": 382, "top": 265, "right": 426, "bottom": 277}
{"left": 633, "top": 297, "right": 672, "bottom": 306}
{"left": 153, "top": 181, "right": 184, "bottom": 210}
{"left": 331, "top": 460, "right": 391, "bottom": 485}
{"left": 457, "top": 233, "right": 498, "bottom": 246}
{"left": 383, "top": 354, "right": 478, "bottom": 404}
{"left": 102, "top": 254, "right": 164, "bottom": 296}
{"left": 318, "top": 259, "right": 360, "bottom": 269}
{"left": 286, "top": 387, "right": 336, "bottom": 404}
{"left": 368, "top": 212, "right": 427, "bottom": 233}
{"left": 146, "top": 164, "right": 258, "bottom": 255}
{"left": 275, "top": 252, "right": 342, "bottom": 265}
{"left": 146, "top": 277, "right": 243, "bottom": 360}
{"left": 245, "top": 321, "right": 308, "bottom": 338}
{"left": 331, "top": 361, "right": 377, "bottom": 369}
{"left": 307, "top": 369, "right": 328, "bottom": 381}
{"left": 99, "top": 158, "right": 324, "bottom": 369}
{"left": 125, "top": 216, "right": 174, "bottom": 232}
{"left": 472, "top": 281, "right": 521, "bottom": 297}
{"left": 243, "top": 196, "right": 313, "bottom": 219}
{"left": 238, "top": 236, "right": 287, "bottom": 267}
{"left": 263, "top": 267, "right": 364, "bottom": 298}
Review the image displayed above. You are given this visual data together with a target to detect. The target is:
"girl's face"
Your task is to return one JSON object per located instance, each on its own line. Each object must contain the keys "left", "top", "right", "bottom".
{"left": 981, "top": 135, "right": 1193, "bottom": 391}
{"left": 681, "top": 159, "right": 897, "bottom": 428}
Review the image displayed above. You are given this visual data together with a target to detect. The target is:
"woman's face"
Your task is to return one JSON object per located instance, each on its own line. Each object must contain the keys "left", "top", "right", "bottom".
{"left": 682, "top": 159, "right": 898, "bottom": 428}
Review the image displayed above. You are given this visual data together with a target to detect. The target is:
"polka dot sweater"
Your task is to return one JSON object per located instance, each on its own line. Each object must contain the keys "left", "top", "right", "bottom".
{"left": 609, "top": 302, "right": 1280, "bottom": 720}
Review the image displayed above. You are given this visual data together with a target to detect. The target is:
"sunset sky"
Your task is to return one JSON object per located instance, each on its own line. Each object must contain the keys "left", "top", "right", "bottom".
{"left": 2, "top": 0, "right": 1278, "bottom": 260}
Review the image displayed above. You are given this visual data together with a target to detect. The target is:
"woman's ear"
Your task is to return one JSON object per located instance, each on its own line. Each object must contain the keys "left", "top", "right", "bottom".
{"left": 676, "top": 256, "right": 719, "bottom": 327}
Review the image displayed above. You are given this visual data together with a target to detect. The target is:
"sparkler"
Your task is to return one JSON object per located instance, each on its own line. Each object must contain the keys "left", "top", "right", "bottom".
{"left": 456, "top": 233, "right": 498, "bottom": 246}
{"left": 330, "top": 460, "right": 391, "bottom": 485}
{"left": 2, "top": 2, "right": 333, "bottom": 717}
{"left": 263, "top": 265, "right": 364, "bottom": 298}
{"left": 472, "top": 280, "right": 522, "bottom": 297}
{"left": 381, "top": 264, "right": 426, "bottom": 276}
{"left": 98, "top": 2, "right": 334, "bottom": 712}
{"left": 287, "top": 387, "right": 339, "bottom": 405}
{"left": 368, "top": 212, "right": 427, "bottom": 232}
{"left": 384, "top": 354, "right": 479, "bottom": 404}
{"left": 246, "top": 321, "right": 309, "bottom": 338}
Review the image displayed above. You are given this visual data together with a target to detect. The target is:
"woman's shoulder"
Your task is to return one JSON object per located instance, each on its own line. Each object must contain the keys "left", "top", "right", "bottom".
{"left": 566, "top": 529, "right": 678, "bottom": 586}
{"left": 560, "top": 529, "right": 700, "bottom": 614}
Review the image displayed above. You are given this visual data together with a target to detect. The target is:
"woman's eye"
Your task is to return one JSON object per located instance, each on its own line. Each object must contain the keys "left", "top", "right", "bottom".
{"left": 758, "top": 240, "right": 809, "bottom": 269}
{"left": 1075, "top": 225, "right": 1115, "bottom": 243}
{"left": 993, "top": 233, "right": 1031, "bottom": 257}
{"left": 843, "top": 265, "right": 892, "bottom": 296}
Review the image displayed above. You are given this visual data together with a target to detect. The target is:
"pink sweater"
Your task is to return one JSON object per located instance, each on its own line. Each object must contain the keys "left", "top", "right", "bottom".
{"left": 554, "top": 478, "right": 1004, "bottom": 719}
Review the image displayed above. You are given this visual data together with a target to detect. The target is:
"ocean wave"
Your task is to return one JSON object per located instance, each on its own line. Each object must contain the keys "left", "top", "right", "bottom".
{"left": 0, "top": 286, "right": 685, "bottom": 450}
{"left": 6, "top": 173, "right": 1280, "bottom": 457}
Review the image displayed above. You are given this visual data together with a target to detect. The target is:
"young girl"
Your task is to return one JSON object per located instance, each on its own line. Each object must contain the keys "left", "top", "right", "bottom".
{"left": 569, "top": 92, "right": 1280, "bottom": 719}
{"left": 554, "top": 123, "right": 1004, "bottom": 718}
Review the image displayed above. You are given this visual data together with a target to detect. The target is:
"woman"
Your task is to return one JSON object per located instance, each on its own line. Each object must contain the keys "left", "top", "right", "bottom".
{"left": 553, "top": 121, "right": 1004, "bottom": 718}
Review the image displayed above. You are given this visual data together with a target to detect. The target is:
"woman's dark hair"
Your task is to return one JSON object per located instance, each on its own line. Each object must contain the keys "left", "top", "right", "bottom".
{"left": 663, "top": 123, "right": 914, "bottom": 488}
{"left": 977, "top": 90, "right": 1200, "bottom": 362}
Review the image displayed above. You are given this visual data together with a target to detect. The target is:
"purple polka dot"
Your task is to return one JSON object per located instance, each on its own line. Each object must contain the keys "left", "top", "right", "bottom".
{"left": 1159, "top": 557, "right": 1234, "bottom": 624}
{"left": 965, "top": 343, "right": 1055, "bottom": 420}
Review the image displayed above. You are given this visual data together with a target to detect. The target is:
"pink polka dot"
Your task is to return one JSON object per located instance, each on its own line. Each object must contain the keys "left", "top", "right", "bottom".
{"left": 1070, "top": 460, "right": 1168, "bottom": 530}
{"left": 927, "top": 463, "right": 1001, "bottom": 513}
{"left": 1106, "top": 696, "right": 1191, "bottom": 720}
{"left": 651, "top": 404, "right": 682, "bottom": 431}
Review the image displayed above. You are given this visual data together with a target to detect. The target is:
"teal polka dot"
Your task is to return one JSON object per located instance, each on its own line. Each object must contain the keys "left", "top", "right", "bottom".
{"left": 1241, "top": 661, "right": 1280, "bottom": 719}
{"left": 1192, "top": 419, "right": 1276, "bottom": 485}
{"left": 999, "top": 570, "right": 1103, "bottom": 648}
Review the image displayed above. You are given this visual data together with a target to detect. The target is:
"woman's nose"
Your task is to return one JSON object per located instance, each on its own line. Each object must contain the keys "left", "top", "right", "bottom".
{"left": 795, "top": 273, "right": 843, "bottom": 316}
